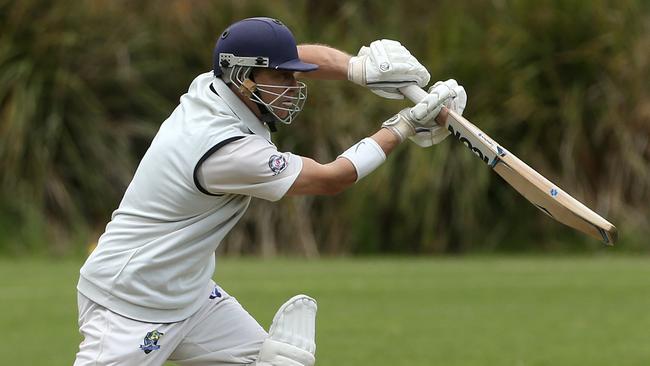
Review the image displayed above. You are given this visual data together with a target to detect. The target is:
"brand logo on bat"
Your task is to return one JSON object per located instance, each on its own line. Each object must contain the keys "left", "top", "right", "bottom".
{"left": 448, "top": 124, "right": 490, "bottom": 165}
{"left": 478, "top": 133, "right": 495, "bottom": 148}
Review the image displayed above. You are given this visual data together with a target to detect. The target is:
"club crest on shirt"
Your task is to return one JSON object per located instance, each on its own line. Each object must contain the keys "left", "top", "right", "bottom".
{"left": 268, "top": 154, "right": 288, "bottom": 176}
{"left": 140, "top": 330, "right": 164, "bottom": 354}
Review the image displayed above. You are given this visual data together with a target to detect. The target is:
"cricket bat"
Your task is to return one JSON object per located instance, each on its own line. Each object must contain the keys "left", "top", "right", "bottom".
{"left": 400, "top": 85, "right": 617, "bottom": 245}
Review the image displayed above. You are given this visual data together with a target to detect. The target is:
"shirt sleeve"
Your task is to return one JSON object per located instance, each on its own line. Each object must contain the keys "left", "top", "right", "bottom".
{"left": 196, "top": 135, "right": 303, "bottom": 201}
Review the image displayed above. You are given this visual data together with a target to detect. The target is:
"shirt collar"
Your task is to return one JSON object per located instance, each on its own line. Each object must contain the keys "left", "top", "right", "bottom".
{"left": 210, "top": 77, "right": 271, "bottom": 141}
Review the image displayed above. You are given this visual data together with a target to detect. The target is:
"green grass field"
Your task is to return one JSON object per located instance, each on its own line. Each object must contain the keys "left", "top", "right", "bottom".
{"left": 1, "top": 255, "right": 649, "bottom": 365}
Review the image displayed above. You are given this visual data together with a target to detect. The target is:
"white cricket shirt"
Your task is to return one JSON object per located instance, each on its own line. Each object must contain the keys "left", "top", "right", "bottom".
{"left": 78, "top": 72, "right": 303, "bottom": 322}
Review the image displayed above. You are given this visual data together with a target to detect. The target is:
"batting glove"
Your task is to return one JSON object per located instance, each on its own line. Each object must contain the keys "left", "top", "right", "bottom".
{"left": 408, "top": 79, "right": 467, "bottom": 147}
{"left": 348, "top": 39, "right": 430, "bottom": 99}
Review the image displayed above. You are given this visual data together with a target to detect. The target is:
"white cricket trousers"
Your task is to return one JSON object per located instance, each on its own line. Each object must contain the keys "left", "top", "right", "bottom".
{"left": 73, "top": 282, "right": 267, "bottom": 366}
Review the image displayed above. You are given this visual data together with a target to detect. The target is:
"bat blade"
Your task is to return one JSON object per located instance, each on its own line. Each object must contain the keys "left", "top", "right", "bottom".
{"left": 400, "top": 85, "right": 617, "bottom": 245}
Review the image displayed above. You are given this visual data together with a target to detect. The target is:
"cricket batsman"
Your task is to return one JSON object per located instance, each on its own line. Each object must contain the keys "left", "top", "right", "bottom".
{"left": 74, "top": 17, "right": 467, "bottom": 366}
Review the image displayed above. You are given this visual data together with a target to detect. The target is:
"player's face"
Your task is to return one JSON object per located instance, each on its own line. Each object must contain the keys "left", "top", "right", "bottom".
{"left": 254, "top": 69, "right": 297, "bottom": 88}
{"left": 253, "top": 69, "right": 298, "bottom": 118}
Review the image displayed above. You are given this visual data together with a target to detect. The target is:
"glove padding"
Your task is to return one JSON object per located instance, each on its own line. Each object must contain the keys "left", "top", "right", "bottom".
{"left": 408, "top": 79, "right": 467, "bottom": 147}
{"left": 348, "top": 39, "right": 430, "bottom": 99}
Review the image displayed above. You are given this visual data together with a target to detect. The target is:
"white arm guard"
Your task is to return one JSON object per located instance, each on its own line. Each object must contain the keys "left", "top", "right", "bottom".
{"left": 338, "top": 137, "right": 387, "bottom": 182}
{"left": 254, "top": 295, "right": 317, "bottom": 366}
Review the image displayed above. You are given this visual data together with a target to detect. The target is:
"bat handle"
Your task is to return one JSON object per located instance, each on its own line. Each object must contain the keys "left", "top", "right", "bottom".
{"left": 399, "top": 84, "right": 451, "bottom": 127}
{"left": 399, "top": 84, "right": 428, "bottom": 104}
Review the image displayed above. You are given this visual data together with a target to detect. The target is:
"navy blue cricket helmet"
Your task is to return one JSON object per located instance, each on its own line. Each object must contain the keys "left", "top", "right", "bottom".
{"left": 213, "top": 17, "right": 318, "bottom": 77}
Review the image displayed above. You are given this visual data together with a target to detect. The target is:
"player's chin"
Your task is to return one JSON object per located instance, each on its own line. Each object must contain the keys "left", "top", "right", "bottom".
{"left": 276, "top": 110, "right": 290, "bottom": 119}
{"left": 276, "top": 103, "right": 293, "bottom": 118}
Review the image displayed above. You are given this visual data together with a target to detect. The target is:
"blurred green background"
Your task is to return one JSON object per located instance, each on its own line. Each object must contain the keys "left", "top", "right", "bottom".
{"left": 1, "top": 0, "right": 649, "bottom": 256}
{"left": 1, "top": 1, "right": 650, "bottom": 365}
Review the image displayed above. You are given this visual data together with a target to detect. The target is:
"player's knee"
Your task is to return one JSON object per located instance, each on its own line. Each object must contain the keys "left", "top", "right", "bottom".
{"left": 254, "top": 338, "right": 315, "bottom": 366}
{"left": 252, "top": 295, "right": 317, "bottom": 366}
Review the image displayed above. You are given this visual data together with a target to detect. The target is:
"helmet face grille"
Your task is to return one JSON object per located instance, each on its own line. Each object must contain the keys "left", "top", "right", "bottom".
{"left": 253, "top": 81, "right": 308, "bottom": 125}
{"left": 228, "top": 65, "right": 307, "bottom": 125}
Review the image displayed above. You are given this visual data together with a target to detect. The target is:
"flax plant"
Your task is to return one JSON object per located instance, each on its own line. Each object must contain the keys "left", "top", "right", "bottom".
{"left": 1, "top": 0, "right": 648, "bottom": 255}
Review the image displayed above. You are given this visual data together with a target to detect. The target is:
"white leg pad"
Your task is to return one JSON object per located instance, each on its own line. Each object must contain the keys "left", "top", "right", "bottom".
{"left": 254, "top": 295, "right": 317, "bottom": 366}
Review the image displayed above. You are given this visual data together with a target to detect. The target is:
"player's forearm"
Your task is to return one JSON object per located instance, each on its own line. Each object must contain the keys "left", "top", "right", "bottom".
{"left": 287, "top": 128, "right": 401, "bottom": 196}
{"left": 296, "top": 44, "right": 350, "bottom": 80}
{"left": 287, "top": 157, "right": 354, "bottom": 196}
{"left": 370, "top": 128, "right": 401, "bottom": 155}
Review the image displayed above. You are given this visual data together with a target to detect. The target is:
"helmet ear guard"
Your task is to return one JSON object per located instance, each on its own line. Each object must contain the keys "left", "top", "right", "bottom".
{"left": 220, "top": 57, "right": 259, "bottom": 99}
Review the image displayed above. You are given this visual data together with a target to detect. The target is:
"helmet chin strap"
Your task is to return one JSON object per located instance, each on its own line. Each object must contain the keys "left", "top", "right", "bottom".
{"left": 255, "top": 102, "right": 278, "bottom": 133}
{"left": 251, "top": 91, "right": 278, "bottom": 133}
